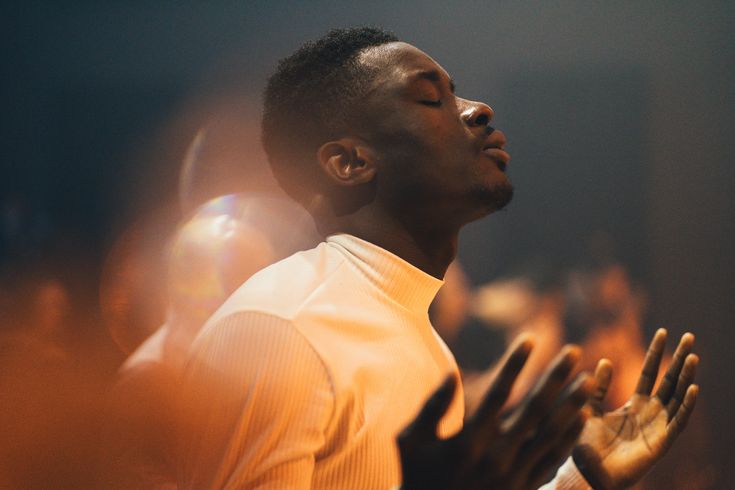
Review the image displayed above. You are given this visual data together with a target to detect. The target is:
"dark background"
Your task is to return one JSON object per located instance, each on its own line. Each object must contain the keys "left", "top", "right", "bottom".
{"left": 4, "top": 2, "right": 734, "bottom": 487}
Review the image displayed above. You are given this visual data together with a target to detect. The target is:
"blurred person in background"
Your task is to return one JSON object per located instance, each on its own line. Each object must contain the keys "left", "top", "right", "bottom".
{"left": 84, "top": 68, "right": 302, "bottom": 488}
{"left": 100, "top": 86, "right": 320, "bottom": 486}
{"left": 459, "top": 265, "right": 567, "bottom": 416}
{"left": 566, "top": 262, "right": 649, "bottom": 410}
{"left": 99, "top": 209, "right": 174, "bottom": 357}
{"left": 103, "top": 193, "right": 318, "bottom": 488}
{"left": 0, "top": 277, "right": 72, "bottom": 362}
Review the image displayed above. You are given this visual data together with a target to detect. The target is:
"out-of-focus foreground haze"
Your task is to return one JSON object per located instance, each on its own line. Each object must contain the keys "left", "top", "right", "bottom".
{"left": 3, "top": 2, "right": 734, "bottom": 488}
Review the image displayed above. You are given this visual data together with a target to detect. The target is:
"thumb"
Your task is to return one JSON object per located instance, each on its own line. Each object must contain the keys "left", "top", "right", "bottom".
{"left": 398, "top": 375, "right": 457, "bottom": 448}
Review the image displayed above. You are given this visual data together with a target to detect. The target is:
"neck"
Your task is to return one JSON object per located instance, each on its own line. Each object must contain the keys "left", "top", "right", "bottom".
{"left": 319, "top": 207, "right": 460, "bottom": 279}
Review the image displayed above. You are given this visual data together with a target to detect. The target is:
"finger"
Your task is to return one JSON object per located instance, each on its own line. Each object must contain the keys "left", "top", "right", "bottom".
{"left": 471, "top": 333, "right": 534, "bottom": 432}
{"left": 520, "top": 374, "right": 595, "bottom": 471}
{"left": 655, "top": 332, "right": 695, "bottom": 404}
{"left": 589, "top": 358, "right": 612, "bottom": 415}
{"left": 665, "top": 384, "right": 699, "bottom": 450}
{"left": 635, "top": 328, "right": 667, "bottom": 395}
{"left": 398, "top": 375, "right": 457, "bottom": 447}
{"left": 505, "top": 344, "right": 582, "bottom": 443}
{"left": 527, "top": 411, "right": 588, "bottom": 489}
{"left": 666, "top": 353, "right": 698, "bottom": 418}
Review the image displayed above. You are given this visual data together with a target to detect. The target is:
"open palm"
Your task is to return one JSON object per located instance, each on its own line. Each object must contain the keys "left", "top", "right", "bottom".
{"left": 573, "top": 329, "right": 699, "bottom": 490}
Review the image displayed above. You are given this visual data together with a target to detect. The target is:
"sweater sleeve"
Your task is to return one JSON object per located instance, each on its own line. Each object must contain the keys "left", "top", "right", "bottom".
{"left": 177, "top": 311, "right": 335, "bottom": 489}
{"left": 538, "top": 457, "right": 593, "bottom": 490}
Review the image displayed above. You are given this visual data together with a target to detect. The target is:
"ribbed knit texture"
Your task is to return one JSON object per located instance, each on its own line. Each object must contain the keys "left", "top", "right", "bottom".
{"left": 539, "top": 457, "right": 593, "bottom": 490}
{"left": 177, "top": 234, "right": 591, "bottom": 489}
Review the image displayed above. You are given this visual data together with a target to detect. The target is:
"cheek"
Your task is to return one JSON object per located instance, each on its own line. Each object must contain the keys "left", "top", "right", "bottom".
{"left": 366, "top": 108, "right": 472, "bottom": 179}
{"left": 398, "top": 121, "right": 463, "bottom": 167}
{"left": 373, "top": 121, "right": 438, "bottom": 163}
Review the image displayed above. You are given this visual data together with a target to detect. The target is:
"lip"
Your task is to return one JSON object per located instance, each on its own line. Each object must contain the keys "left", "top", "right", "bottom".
{"left": 481, "top": 147, "right": 511, "bottom": 171}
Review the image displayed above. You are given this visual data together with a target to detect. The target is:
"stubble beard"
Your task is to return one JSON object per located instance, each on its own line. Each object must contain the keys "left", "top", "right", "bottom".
{"left": 470, "top": 177, "right": 515, "bottom": 215}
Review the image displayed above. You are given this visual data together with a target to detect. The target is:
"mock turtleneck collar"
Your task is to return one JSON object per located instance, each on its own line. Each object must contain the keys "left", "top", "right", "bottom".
{"left": 326, "top": 233, "right": 444, "bottom": 315}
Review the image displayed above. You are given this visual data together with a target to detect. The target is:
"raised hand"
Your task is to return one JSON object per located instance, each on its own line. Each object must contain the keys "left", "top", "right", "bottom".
{"left": 398, "top": 335, "right": 595, "bottom": 490}
{"left": 573, "top": 328, "right": 699, "bottom": 490}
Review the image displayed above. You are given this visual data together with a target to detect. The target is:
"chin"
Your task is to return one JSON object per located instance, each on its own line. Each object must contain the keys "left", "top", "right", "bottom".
{"left": 472, "top": 179, "right": 514, "bottom": 214}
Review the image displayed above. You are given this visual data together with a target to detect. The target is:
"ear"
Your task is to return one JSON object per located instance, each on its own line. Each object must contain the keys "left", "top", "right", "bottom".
{"left": 317, "top": 139, "right": 376, "bottom": 186}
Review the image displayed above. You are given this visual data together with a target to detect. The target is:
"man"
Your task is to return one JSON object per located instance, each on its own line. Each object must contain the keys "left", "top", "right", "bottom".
{"left": 179, "top": 28, "right": 698, "bottom": 489}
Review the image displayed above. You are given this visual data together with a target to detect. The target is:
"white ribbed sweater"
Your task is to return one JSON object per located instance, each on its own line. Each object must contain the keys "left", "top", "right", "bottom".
{"left": 178, "top": 234, "right": 589, "bottom": 489}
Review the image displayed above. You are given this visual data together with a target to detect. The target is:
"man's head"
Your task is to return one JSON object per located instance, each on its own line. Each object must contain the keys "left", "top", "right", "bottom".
{"left": 262, "top": 27, "right": 512, "bottom": 230}
{"left": 262, "top": 27, "right": 398, "bottom": 202}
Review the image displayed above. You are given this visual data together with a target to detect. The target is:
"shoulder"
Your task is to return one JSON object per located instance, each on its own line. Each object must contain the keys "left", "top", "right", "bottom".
{"left": 184, "top": 310, "right": 335, "bottom": 414}
{"left": 206, "top": 241, "right": 348, "bottom": 323}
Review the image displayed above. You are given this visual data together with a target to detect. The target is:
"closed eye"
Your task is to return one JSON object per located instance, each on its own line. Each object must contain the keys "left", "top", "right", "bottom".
{"left": 420, "top": 100, "right": 442, "bottom": 107}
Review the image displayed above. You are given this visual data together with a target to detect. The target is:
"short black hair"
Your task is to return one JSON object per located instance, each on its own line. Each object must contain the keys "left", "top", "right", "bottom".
{"left": 261, "top": 27, "right": 399, "bottom": 202}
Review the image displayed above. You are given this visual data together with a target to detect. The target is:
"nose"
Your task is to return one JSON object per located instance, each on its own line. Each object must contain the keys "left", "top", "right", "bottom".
{"left": 461, "top": 99, "right": 494, "bottom": 128}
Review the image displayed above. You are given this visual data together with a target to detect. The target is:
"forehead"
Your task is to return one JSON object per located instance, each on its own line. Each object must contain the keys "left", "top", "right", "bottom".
{"left": 358, "top": 42, "right": 452, "bottom": 92}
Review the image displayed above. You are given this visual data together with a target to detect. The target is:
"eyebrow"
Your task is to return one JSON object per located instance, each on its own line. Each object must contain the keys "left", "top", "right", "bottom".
{"left": 414, "top": 70, "right": 456, "bottom": 94}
